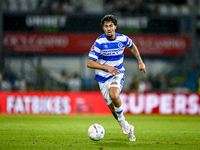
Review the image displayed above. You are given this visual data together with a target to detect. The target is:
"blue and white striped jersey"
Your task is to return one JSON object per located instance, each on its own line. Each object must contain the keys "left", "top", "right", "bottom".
{"left": 88, "top": 33, "right": 133, "bottom": 83}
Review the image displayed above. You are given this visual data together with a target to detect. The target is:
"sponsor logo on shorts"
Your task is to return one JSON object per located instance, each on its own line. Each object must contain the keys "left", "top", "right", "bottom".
{"left": 111, "top": 82, "right": 118, "bottom": 85}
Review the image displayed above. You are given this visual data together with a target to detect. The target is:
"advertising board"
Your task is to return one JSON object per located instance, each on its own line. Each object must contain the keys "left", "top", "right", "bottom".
{"left": 0, "top": 92, "right": 199, "bottom": 115}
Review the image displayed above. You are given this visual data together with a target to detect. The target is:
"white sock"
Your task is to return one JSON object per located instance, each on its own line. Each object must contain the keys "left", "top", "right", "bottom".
{"left": 114, "top": 106, "right": 124, "bottom": 121}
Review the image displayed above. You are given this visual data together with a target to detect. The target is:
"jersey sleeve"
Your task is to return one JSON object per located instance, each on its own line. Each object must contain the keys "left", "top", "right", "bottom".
{"left": 126, "top": 36, "right": 133, "bottom": 48}
{"left": 88, "top": 41, "right": 101, "bottom": 61}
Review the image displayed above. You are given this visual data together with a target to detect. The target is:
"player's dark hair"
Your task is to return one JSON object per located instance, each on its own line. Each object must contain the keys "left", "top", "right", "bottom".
{"left": 101, "top": 14, "right": 117, "bottom": 26}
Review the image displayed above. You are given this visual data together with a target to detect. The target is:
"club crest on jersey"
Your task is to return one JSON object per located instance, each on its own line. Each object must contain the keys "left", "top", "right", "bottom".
{"left": 118, "top": 42, "right": 123, "bottom": 48}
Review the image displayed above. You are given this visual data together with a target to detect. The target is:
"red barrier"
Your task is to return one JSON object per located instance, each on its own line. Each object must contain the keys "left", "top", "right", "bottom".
{"left": 0, "top": 92, "right": 199, "bottom": 115}
{"left": 3, "top": 33, "right": 189, "bottom": 56}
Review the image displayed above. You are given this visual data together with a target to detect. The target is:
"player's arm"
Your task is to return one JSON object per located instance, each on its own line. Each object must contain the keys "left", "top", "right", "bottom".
{"left": 130, "top": 43, "right": 146, "bottom": 74}
{"left": 87, "top": 59, "right": 120, "bottom": 76}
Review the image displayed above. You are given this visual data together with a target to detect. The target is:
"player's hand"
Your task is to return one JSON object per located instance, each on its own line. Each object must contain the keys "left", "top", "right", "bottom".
{"left": 139, "top": 62, "right": 146, "bottom": 74}
{"left": 106, "top": 66, "right": 120, "bottom": 76}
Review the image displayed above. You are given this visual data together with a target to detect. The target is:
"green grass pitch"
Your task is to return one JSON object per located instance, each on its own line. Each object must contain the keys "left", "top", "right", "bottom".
{"left": 0, "top": 115, "right": 200, "bottom": 150}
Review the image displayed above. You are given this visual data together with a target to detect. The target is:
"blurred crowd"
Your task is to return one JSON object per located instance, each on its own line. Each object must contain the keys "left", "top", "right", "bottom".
{"left": 1, "top": 68, "right": 200, "bottom": 93}
{"left": 0, "top": 70, "right": 82, "bottom": 92}
{"left": 3, "top": 0, "right": 84, "bottom": 15}
{"left": 105, "top": 0, "right": 159, "bottom": 17}
{"left": 104, "top": 0, "right": 190, "bottom": 17}
{"left": 56, "top": 69, "right": 82, "bottom": 91}
{"left": 32, "top": 0, "right": 84, "bottom": 15}
{"left": 3, "top": 0, "right": 190, "bottom": 16}
{"left": 0, "top": 72, "right": 28, "bottom": 91}
{"left": 128, "top": 69, "right": 200, "bottom": 93}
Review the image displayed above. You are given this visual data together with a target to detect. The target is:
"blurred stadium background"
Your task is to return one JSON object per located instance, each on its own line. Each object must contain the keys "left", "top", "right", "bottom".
{"left": 0, "top": 0, "right": 200, "bottom": 93}
{"left": 0, "top": 0, "right": 200, "bottom": 115}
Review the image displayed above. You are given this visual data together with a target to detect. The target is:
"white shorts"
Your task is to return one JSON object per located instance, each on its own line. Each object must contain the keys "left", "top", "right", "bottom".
{"left": 98, "top": 73, "right": 125, "bottom": 105}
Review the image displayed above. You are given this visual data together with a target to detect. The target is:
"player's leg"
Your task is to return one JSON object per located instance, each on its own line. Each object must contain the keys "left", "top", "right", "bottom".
{"left": 98, "top": 77, "right": 136, "bottom": 140}
{"left": 109, "top": 87, "right": 123, "bottom": 120}
{"left": 108, "top": 102, "right": 118, "bottom": 120}
{"left": 128, "top": 125, "right": 136, "bottom": 141}
{"left": 98, "top": 81, "right": 119, "bottom": 121}
{"left": 109, "top": 86, "right": 130, "bottom": 134}
{"left": 98, "top": 81, "right": 117, "bottom": 119}
{"left": 109, "top": 87, "right": 121, "bottom": 107}
{"left": 109, "top": 85, "right": 136, "bottom": 140}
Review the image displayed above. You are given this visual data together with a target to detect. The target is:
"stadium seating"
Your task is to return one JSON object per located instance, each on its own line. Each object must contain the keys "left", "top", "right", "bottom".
{"left": 2, "top": 0, "right": 193, "bottom": 16}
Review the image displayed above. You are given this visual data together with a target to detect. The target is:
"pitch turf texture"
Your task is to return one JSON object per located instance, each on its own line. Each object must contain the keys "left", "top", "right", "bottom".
{"left": 0, "top": 115, "right": 199, "bottom": 150}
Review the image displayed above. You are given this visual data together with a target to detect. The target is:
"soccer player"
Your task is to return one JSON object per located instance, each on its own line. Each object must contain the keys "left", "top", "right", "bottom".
{"left": 87, "top": 14, "right": 146, "bottom": 141}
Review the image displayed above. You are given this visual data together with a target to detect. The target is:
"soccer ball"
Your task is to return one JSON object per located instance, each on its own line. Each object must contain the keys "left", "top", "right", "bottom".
{"left": 88, "top": 124, "right": 105, "bottom": 141}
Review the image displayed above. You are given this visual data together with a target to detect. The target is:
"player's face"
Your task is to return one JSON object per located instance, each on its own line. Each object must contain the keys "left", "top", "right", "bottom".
{"left": 103, "top": 21, "right": 116, "bottom": 39}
